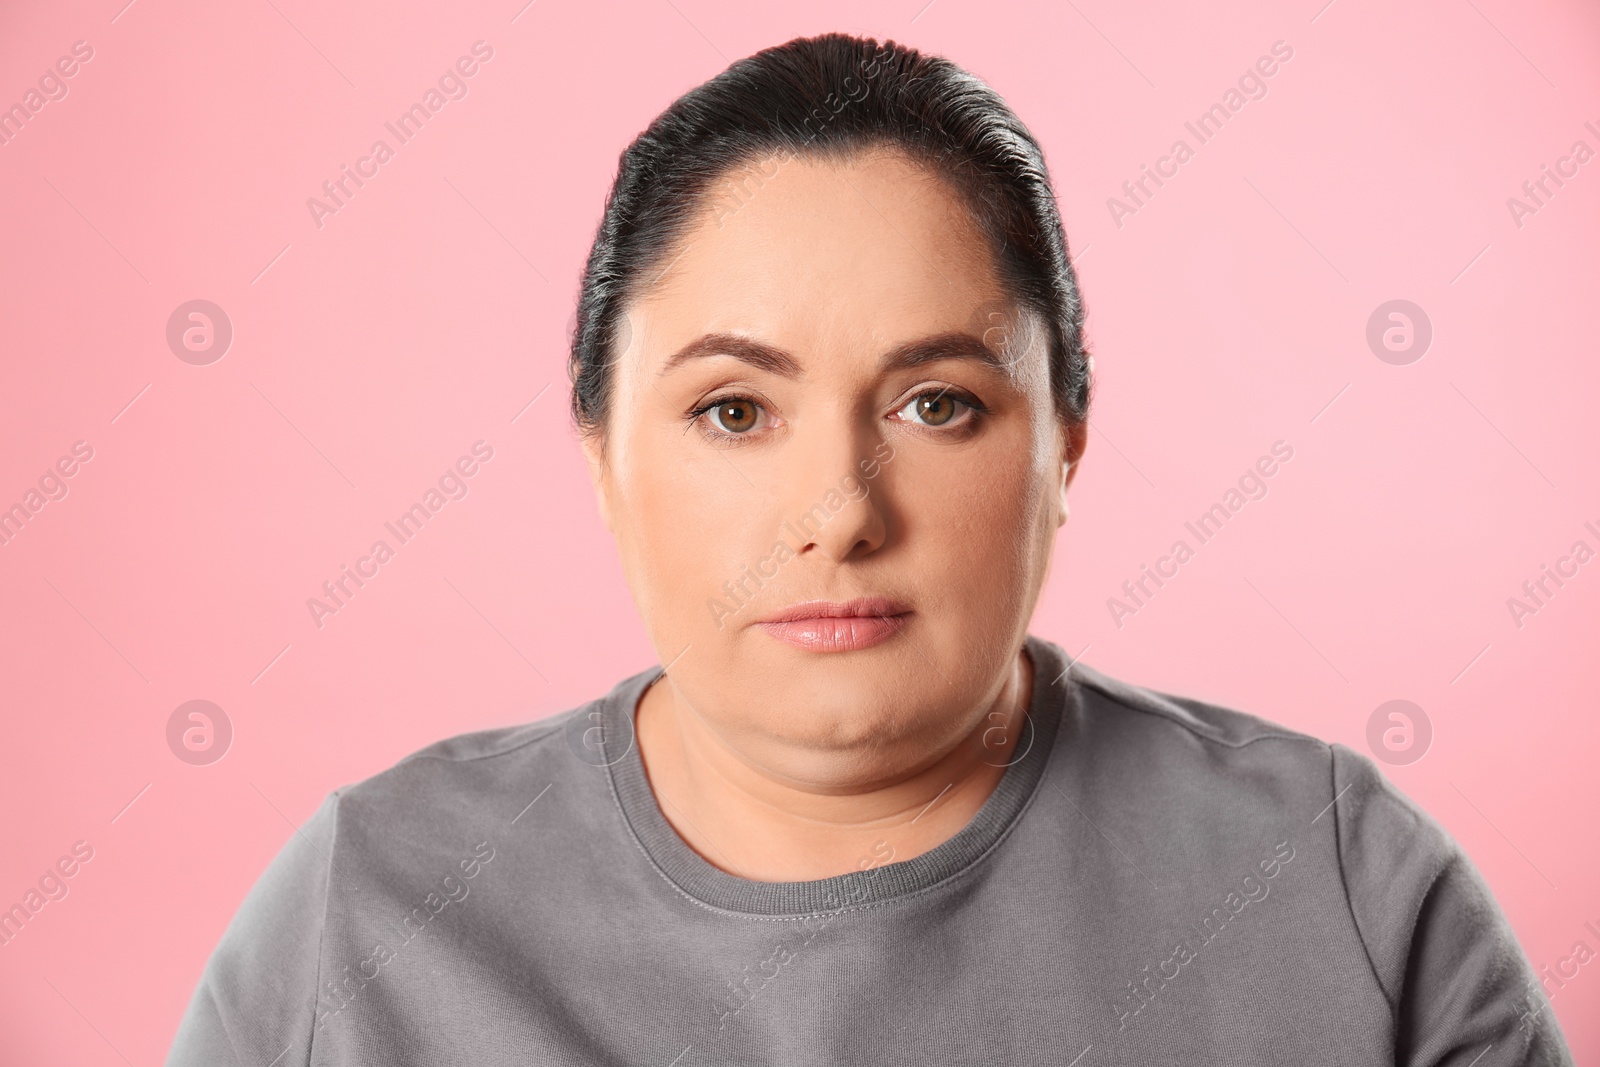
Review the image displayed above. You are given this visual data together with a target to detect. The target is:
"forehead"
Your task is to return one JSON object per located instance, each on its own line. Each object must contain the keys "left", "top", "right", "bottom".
{"left": 631, "top": 148, "right": 1010, "bottom": 355}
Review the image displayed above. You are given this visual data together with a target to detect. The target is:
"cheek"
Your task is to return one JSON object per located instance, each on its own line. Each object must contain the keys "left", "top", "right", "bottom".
{"left": 899, "top": 442, "right": 1046, "bottom": 593}
{"left": 612, "top": 437, "right": 776, "bottom": 622}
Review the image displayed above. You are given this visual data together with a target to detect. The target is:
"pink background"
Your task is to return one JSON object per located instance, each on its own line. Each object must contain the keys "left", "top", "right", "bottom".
{"left": 2, "top": 0, "right": 1597, "bottom": 1061}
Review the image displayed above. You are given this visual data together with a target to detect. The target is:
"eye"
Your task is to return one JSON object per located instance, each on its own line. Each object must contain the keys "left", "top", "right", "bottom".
{"left": 690, "top": 394, "right": 770, "bottom": 439}
{"left": 893, "top": 387, "right": 985, "bottom": 429}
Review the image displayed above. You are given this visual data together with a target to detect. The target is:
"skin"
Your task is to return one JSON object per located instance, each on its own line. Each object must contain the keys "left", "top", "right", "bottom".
{"left": 581, "top": 146, "right": 1087, "bottom": 883}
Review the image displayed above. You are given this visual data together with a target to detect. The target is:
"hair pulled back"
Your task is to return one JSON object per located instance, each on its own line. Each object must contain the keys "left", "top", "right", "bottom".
{"left": 569, "top": 32, "right": 1092, "bottom": 442}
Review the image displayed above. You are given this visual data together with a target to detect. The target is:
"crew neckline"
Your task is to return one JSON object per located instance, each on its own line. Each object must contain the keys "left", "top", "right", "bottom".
{"left": 600, "top": 632, "right": 1068, "bottom": 916}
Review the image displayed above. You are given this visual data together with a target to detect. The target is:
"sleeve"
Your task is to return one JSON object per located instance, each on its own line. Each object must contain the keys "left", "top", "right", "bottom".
{"left": 163, "top": 791, "right": 338, "bottom": 1067}
{"left": 1330, "top": 744, "right": 1575, "bottom": 1067}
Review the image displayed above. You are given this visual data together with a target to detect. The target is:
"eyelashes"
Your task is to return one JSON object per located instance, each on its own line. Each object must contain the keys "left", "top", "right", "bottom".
{"left": 685, "top": 387, "right": 990, "bottom": 446}
{"left": 688, "top": 395, "right": 768, "bottom": 440}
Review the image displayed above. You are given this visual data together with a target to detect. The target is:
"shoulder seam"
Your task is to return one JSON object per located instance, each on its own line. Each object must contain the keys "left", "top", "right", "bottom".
{"left": 391, "top": 711, "right": 577, "bottom": 769}
{"left": 304, "top": 789, "right": 340, "bottom": 1066}
{"left": 1070, "top": 669, "right": 1322, "bottom": 752}
{"left": 1329, "top": 748, "right": 1394, "bottom": 1014}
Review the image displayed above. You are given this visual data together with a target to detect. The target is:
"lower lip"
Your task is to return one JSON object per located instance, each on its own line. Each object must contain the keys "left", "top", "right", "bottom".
{"left": 756, "top": 613, "right": 909, "bottom": 652}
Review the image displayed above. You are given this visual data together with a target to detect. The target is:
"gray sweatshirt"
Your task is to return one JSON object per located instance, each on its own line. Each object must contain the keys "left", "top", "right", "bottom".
{"left": 164, "top": 632, "right": 1576, "bottom": 1066}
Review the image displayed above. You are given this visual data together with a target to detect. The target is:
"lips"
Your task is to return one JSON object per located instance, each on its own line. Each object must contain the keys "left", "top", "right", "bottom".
{"left": 754, "top": 597, "right": 911, "bottom": 652}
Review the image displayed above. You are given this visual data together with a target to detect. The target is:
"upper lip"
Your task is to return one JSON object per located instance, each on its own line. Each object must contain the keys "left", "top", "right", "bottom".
{"left": 757, "top": 597, "right": 911, "bottom": 624}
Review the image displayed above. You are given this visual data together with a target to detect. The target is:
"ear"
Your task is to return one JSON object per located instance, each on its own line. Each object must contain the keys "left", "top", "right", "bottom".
{"left": 1057, "top": 421, "right": 1088, "bottom": 529}
{"left": 580, "top": 431, "right": 614, "bottom": 534}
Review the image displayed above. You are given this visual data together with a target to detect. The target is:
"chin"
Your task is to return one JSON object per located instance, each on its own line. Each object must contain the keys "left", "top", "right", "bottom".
{"left": 743, "top": 658, "right": 939, "bottom": 750}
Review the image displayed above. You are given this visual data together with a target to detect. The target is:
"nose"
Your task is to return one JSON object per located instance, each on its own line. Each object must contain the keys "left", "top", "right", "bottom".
{"left": 780, "top": 410, "right": 890, "bottom": 563}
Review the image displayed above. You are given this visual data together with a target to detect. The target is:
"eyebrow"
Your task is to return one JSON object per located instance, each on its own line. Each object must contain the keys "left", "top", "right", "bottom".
{"left": 657, "top": 330, "right": 1014, "bottom": 381}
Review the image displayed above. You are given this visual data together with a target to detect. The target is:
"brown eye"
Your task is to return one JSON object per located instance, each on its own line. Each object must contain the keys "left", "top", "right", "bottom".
{"left": 892, "top": 388, "right": 988, "bottom": 432}
{"left": 902, "top": 391, "right": 964, "bottom": 427}
{"left": 709, "top": 399, "right": 759, "bottom": 434}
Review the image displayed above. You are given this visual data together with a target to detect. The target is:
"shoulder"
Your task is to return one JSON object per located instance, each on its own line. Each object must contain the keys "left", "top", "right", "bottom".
{"left": 340, "top": 706, "right": 576, "bottom": 809}
{"left": 1024, "top": 644, "right": 1347, "bottom": 889}
{"left": 1066, "top": 660, "right": 1460, "bottom": 886}
{"left": 165, "top": 680, "right": 645, "bottom": 1067}
{"left": 1044, "top": 647, "right": 1468, "bottom": 927}
{"left": 324, "top": 665, "right": 657, "bottom": 851}
{"left": 1058, "top": 656, "right": 1336, "bottom": 810}
{"left": 1057, "top": 653, "right": 1439, "bottom": 852}
{"left": 1051, "top": 649, "right": 1571, "bottom": 1062}
{"left": 1065, "top": 657, "right": 1329, "bottom": 753}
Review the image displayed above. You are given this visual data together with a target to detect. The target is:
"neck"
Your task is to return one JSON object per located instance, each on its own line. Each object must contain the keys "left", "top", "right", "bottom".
{"left": 633, "top": 644, "right": 1034, "bottom": 882}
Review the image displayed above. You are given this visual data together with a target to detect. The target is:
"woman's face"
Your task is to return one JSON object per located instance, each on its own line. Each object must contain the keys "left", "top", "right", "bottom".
{"left": 583, "top": 147, "right": 1081, "bottom": 787}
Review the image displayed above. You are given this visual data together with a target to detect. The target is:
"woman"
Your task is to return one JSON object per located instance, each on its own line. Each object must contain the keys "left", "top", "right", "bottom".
{"left": 166, "top": 33, "right": 1575, "bottom": 1067}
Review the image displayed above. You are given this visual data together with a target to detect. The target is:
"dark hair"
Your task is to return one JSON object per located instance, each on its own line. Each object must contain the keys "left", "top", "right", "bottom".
{"left": 568, "top": 32, "right": 1092, "bottom": 444}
